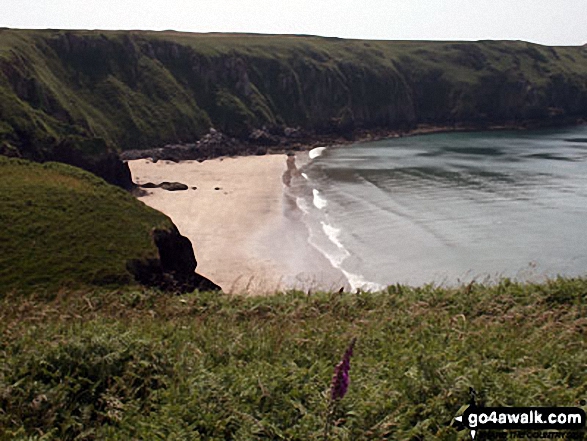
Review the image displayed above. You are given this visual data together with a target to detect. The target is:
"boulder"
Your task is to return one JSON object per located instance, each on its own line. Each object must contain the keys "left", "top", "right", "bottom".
{"left": 138, "top": 181, "right": 189, "bottom": 191}
{"left": 160, "top": 181, "right": 189, "bottom": 191}
{"left": 283, "top": 126, "right": 302, "bottom": 138}
{"left": 140, "top": 182, "right": 159, "bottom": 188}
{"left": 249, "top": 128, "right": 279, "bottom": 146}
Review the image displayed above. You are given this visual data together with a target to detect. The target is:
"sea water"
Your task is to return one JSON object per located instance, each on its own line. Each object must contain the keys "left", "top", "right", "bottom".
{"left": 287, "top": 126, "right": 587, "bottom": 290}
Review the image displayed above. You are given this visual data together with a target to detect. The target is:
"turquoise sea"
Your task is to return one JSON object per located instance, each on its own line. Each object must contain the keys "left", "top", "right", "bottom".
{"left": 288, "top": 125, "right": 587, "bottom": 290}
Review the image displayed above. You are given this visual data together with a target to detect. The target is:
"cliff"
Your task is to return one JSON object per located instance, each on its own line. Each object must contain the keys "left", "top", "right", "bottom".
{"left": 0, "top": 156, "right": 219, "bottom": 293}
{"left": 1, "top": 29, "right": 586, "bottom": 181}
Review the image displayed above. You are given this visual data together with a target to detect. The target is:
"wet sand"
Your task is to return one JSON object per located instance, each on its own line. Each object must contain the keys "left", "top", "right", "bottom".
{"left": 128, "top": 155, "right": 347, "bottom": 294}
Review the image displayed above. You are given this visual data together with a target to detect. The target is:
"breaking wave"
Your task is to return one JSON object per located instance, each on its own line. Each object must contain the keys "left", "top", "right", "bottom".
{"left": 284, "top": 149, "right": 384, "bottom": 292}
{"left": 309, "top": 147, "right": 326, "bottom": 159}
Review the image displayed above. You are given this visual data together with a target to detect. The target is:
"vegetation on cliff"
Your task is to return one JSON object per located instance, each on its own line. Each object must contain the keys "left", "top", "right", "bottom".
{"left": 0, "top": 156, "right": 174, "bottom": 293}
{"left": 1, "top": 279, "right": 585, "bottom": 439}
{"left": 1, "top": 28, "right": 586, "bottom": 174}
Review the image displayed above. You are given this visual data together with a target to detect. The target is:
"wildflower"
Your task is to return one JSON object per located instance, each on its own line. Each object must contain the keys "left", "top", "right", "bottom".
{"left": 324, "top": 337, "right": 357, "bottom": 440}
{"left": 330, "top": 337, "right": 356, "bottom": 401}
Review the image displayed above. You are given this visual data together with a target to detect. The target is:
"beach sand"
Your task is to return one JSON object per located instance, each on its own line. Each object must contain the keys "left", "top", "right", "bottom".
{"left": 128, "top": 154, "right": 347, "bottom": 294}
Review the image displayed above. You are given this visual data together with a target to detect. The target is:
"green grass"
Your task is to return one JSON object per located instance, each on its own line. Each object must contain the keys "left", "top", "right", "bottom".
{"left": 0, "top": 156, "right": 172, "bottom": 293}
{"left": 0, "top": 278, "right": 585, "bottom": 440}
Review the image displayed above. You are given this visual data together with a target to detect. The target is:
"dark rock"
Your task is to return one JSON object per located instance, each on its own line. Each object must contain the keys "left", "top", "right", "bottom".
{"left": 0, "top": 141, "right": 21, "bottom": 158}
{"left": 160, "top": 181, "right": 188, "bottom": 191}
{"left": 127, "top": 225, "right": 221, "bottom": 293}
{"left": 89, "top": 152, "right": 134, "bottom": 190}
{"left": 51, "top": 136, "right": 134, "bottom": 190}
{"left": 120, "top": 128, "right": 249, "bottom": 163}
{"left": 284, "top": 126, "right": 302, "bottom": 138}
{"left": 140, "top": 182, "right": 159, "bottom": 188}
{"left": 130, "top": 186, "right": 149, "bottom": 197}
{"left": 191, "top": 273, "right": 222, "bottom": 292}
{"left": 214, "top": 187, "right": 221, "bottom": 190}
{"left": 249, "top": 128, "right": 279, "bottom": 146}
{"left": 138, "top": 181, "right": 189, "bottom": 191}
{"left": 153, "top": 226, "right": 197, "bottom": 274}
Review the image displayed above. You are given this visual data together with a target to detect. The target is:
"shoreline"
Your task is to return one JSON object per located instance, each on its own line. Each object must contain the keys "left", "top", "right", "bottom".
{"left": 307, "top": 118, "right": 587, "bottom": 150}
{"left": 129, "top": 155, "right": 348, "bottom": 294}
{"left": 121, "top": 118, "right": 587, "bottom": 164}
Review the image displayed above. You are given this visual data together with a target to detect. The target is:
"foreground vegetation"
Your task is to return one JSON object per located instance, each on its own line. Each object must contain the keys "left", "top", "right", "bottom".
{"left": 1, "top": 278, "right": 585, "bottom": 440}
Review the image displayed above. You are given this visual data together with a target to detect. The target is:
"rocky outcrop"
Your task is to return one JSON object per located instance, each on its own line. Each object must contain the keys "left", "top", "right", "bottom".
{"left": 153, "top": 227, "right": 197, "bottom": 274}
{"left": 85, "top": 152, "right": 134, "bottom": 190}
{"left": 127, "top": 226, "right": 221, "bottom": 293}
{"left": 120, "top": 126, "right": 354, "bottom": 163}
{"left": 139, "top": 181, "right": 189, "bottom": 191}
{"left": 120, "top": 129, "right": 250, "bottom": 162}
{"left": 159, "top": 182, "right": 188, "bottom": 191}
{"left": 51, "top": 137, "right": 135, "bottom": 189}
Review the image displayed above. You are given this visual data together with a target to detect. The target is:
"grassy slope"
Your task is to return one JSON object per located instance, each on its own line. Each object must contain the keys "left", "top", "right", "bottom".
{"left": 0, "top": 279, "right": 585, "bottom": 439}
{"left": 0, "top": 156, "right": 172, "bottom": 293}
{"left": 0, "top": 29, "right": 586, "bottom": 161}
{"left": 0, "top": 29, "right": 212, "bottom": 159}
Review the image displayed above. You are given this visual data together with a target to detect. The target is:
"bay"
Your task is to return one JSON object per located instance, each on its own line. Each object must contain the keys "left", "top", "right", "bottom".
{"left": 293, "top": 126, "right": 587, "bottom": 289}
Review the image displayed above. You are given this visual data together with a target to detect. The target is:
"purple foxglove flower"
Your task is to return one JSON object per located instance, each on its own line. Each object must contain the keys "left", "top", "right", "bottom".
{"left": 330, "top": 338, "right": 356, "bottom": 401}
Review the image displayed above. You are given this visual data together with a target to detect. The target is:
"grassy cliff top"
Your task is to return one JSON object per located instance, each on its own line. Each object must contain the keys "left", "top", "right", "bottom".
{"left": 0, "top": 156, "right": 172, "bottom": 293}
{"left": 3, "top": 29, "right": 586, "bottom": 87}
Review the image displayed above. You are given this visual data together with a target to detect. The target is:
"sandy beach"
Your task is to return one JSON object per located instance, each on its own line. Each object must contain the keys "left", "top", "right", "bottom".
{"left": 129, "top": 154, "right": 346, "bottom": 294}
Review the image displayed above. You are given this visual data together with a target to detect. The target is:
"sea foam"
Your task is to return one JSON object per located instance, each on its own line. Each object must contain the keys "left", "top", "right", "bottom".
{"left": 319, "top": 221, "right": 384, "bottom": 292}
{"left": 309, "top": 147, "right": 326, "bottom": 159}
{"left": 321, "top": 221, "right": 348, "bottom": 252}
{"left": 341, "top": 269, "right": 386, "bottom": 292}
{"left": 296, "top": 197, "right": 310, "bottom": 214}
{"left": 313, "top": 189, "right": 328, "bottom": 209}
{"left": 307, "top": 221, "right": 349, "bottom": 269}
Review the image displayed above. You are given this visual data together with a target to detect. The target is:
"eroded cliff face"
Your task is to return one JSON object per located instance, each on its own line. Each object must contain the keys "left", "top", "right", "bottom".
{"left": 127, "top": 226, "right": 221, "bottom": 293}
{"left": 0, "top": 29, "right": 586, "bottom": 184}
{"left": 38, "top": 32, "right": 417, "bottom": 139}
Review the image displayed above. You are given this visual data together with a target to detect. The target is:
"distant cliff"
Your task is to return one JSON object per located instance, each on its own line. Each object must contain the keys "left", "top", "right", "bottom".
{"left": 1, "top": 29, "right": 586, "bottom": 182}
